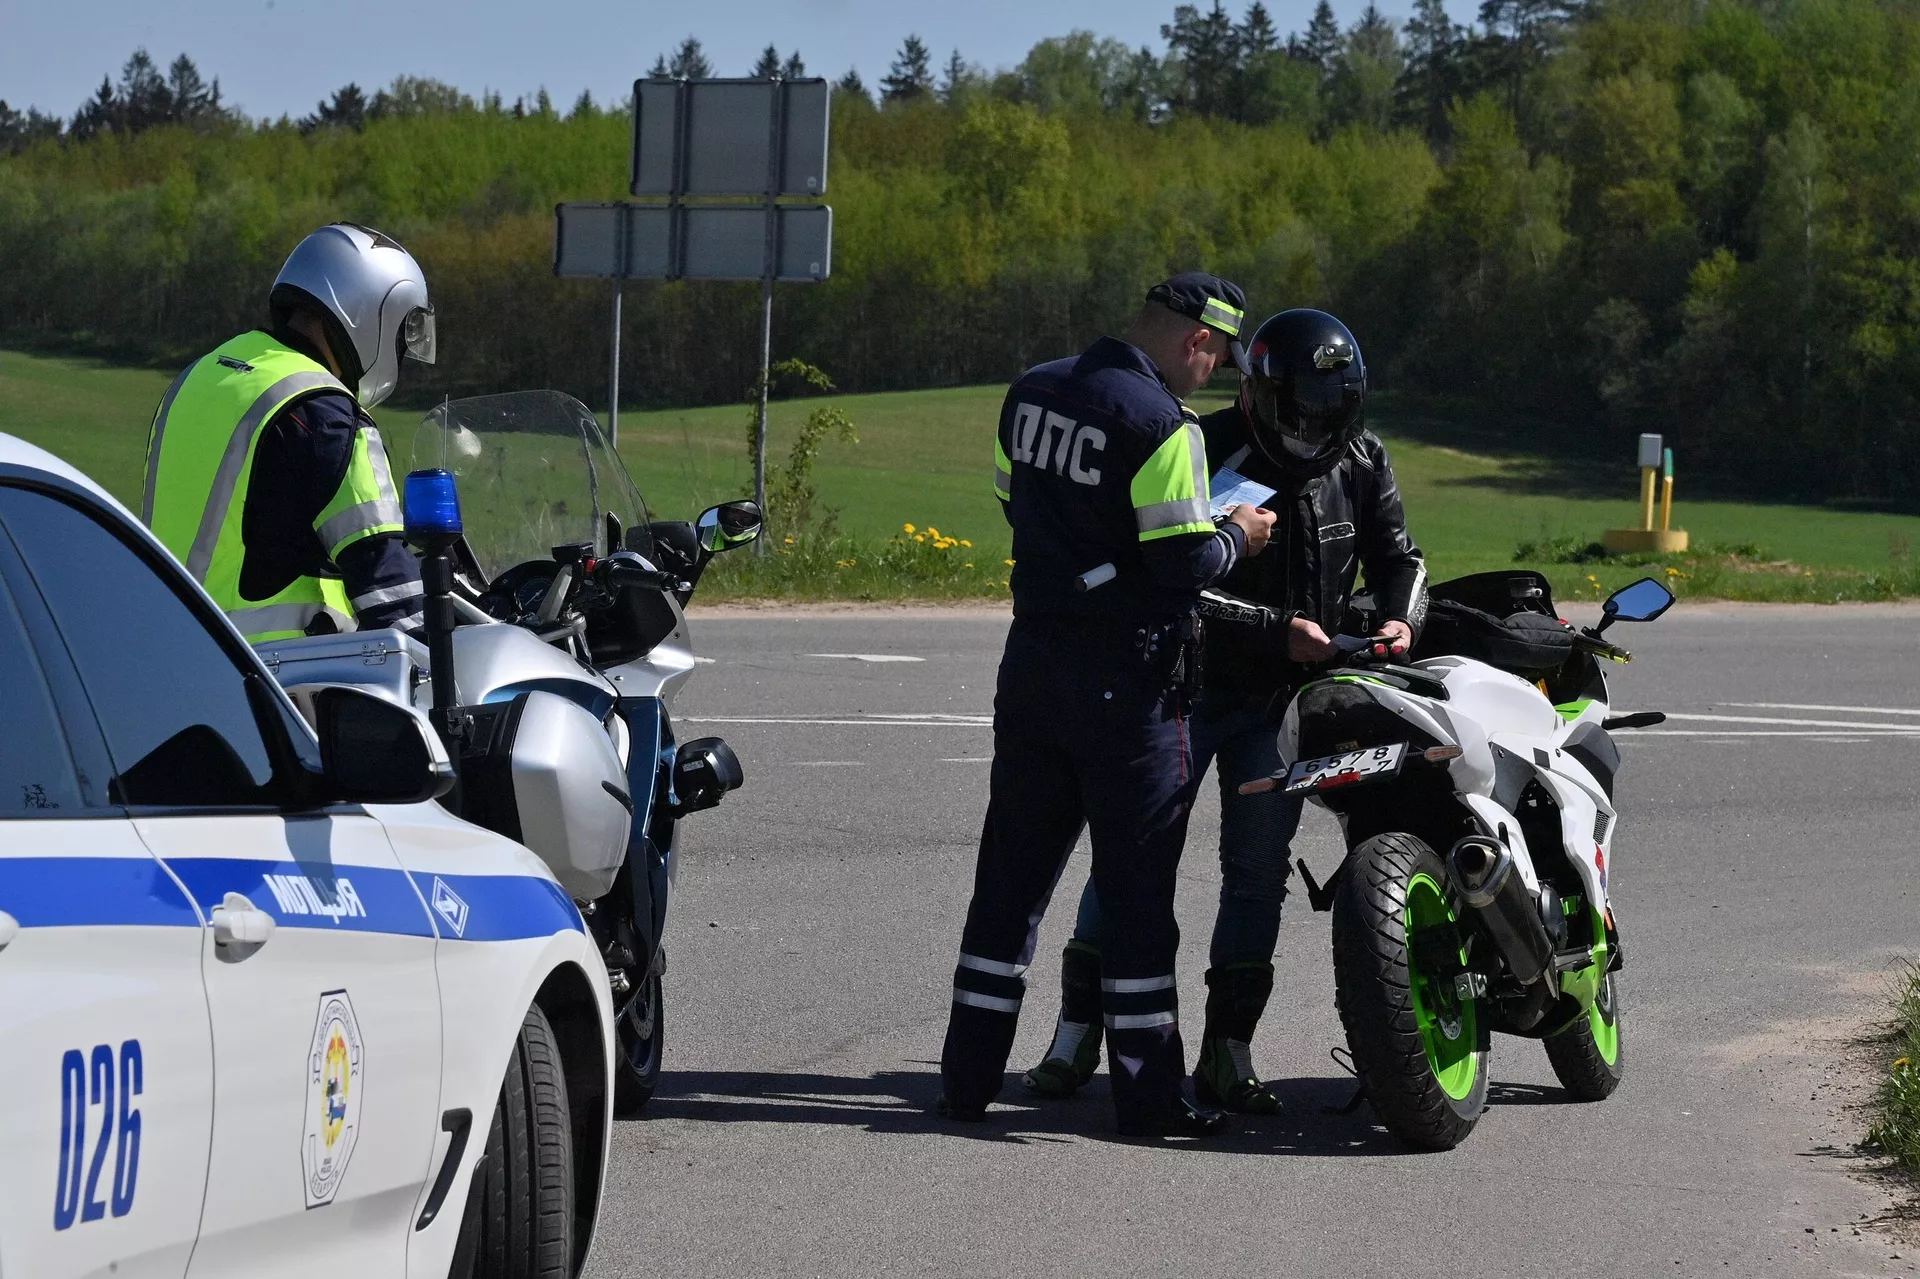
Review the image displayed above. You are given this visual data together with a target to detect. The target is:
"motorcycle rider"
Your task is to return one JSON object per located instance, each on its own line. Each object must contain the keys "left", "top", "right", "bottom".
{"left": 143, "top": 223, "right": 434, "bottom": 642}
{"left": 1025, "top": 308, "right": 1427, "bottom": 1113}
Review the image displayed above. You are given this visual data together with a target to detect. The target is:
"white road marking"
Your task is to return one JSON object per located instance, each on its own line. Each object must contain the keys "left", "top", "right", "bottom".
{"left": 785, "top": 761, "right": 865, "bottom": 767}
{"left": 804, "top": 653, "right": 926, "bottom": 663}
{"left": 1621, "top": 729, "right": 1920, "bottom": 737}
{"left": 1724, "top": 701, "right": 1920, "bottom": 717}
{"left": 939, "top": 757, "right": 993, "bottom": 763}
{"left": 694, "top": 656, "right": 717, "bottom": 664}
{"left": 680, "top": 716, "right": 990, "bottom": 728}
{"left": 1661, "top": 712, "right": 1920, "bottom": 731}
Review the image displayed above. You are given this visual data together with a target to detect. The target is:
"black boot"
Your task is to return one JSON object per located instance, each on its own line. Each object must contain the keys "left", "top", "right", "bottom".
{"left": 1192, "top": 962, "right": 1282, "bottom": 1115}
{"left": 1023, "top": 941, "right": 1103, "bottom": 1098}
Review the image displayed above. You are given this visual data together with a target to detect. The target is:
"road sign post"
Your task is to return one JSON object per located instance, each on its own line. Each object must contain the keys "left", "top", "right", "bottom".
{"left": 554, "top": 77, "right": 831, "bottom": 551}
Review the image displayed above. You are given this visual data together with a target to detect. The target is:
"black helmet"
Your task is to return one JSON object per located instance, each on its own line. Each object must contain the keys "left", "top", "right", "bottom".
{"left": 1240, "top": 309, "right": 1367, "bottom": 478}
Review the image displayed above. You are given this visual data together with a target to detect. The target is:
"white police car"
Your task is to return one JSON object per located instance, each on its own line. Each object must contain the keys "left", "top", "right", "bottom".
{"left": 0, "top": 433, "right": 613, "bottom": 1278}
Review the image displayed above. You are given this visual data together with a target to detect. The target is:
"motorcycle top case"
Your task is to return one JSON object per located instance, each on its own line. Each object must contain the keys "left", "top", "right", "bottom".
{"left": 252, "top": 627, "right": 428, "bottom": 712}
{"left": 459, "top": 690, "right": 632, "bottom": 901}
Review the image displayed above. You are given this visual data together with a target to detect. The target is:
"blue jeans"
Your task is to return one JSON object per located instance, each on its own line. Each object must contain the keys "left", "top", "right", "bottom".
{"left": 1072, "top": 694, "right": 1304, "bottom": 969}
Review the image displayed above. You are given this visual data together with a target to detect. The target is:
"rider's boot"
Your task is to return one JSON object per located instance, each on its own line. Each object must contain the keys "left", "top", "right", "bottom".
{"left": 1023, "top": 941, "right": 1102, "bottom": 1098}
{"left": 1192, "top": 961, "right": 1283, "bottom": 1114}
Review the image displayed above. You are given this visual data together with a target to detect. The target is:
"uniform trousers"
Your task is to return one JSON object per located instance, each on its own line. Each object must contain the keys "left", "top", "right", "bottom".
{"left": 940, "top": 615, "right": 1203, "bottom": 1125}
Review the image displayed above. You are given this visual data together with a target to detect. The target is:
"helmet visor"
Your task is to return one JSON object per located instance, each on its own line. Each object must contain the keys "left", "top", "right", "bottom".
{"left": 403, "top": 306, "right": 436, "bottom": 365}
{"left": 1248, "top": 372, "right": 1335, "bottom": 454}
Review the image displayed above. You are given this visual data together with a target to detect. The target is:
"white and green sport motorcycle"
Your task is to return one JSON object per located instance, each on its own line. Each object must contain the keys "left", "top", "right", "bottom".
{"left": 1225, "top": 572, "right": 1672, "bottom": 1149}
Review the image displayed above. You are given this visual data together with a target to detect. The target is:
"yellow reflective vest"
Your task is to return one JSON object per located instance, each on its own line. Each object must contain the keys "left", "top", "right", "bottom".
{"left": 141, "top": 331, "right": 404, "bottom": 643}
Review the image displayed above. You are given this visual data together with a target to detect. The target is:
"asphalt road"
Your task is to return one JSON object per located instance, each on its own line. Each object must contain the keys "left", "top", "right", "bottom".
{"left": 589, "top": 602, "right": 1920, "bottom": 1279}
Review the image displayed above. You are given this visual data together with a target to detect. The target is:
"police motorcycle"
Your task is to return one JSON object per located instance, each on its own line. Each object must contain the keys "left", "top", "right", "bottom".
{"left": 1204, "top": 571, "right": 1674, "bottom": 1149}
{"left": 257, "top": 390, "right": 755, "bottom": 1114}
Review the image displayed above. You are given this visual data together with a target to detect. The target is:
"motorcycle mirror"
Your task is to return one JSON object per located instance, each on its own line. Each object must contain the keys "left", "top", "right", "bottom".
{"left": 1599, "top": 576, "right": 1675, "bottom": 628}
{"left": 696, "top": 499, "right": 764, "bottom": 554}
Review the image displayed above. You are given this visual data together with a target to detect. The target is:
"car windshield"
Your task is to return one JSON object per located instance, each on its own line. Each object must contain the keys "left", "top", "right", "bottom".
{"left": 408, "top": 391, "right": 651, "bottom": 583}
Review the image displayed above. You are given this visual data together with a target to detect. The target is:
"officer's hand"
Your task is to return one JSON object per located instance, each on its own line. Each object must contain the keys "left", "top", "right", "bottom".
{"left": 1225, "top": 503, "right": 1276, "bottom": 556}
{"left": 1373, "top": 619, "right": 1414, "bottom": 656}
{"left": 1288, "top": 617, "right": 1338, "bottom": 662}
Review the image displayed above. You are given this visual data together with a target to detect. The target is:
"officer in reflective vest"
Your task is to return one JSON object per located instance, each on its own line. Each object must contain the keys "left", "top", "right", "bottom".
{"left": 143, "top": 223, "right": 434, "bottom": 643}
{"left": 938, "top": 273, "right": 1277, "bottom": 1140}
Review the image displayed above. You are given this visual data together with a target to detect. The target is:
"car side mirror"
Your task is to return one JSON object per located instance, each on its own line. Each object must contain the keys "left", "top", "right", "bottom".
{"left": 297, "top": 685, "right": 455, "bottom": 804}
{"left": 695, "top": 500, "right": 763, "bottom": 554}
{"left": 1600, "top": 576, "right": 1675, "bottom": 629}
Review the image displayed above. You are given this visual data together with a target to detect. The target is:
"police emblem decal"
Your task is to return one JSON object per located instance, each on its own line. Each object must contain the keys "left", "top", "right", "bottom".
{"left": 302, "top": 989, "right": 364, "bottom": 1208}
{"left": 431, "top": 876, "right": 469, "bottom": 938}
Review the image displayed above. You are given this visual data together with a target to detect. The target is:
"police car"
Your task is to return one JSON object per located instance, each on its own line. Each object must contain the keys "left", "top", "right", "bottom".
{"left": 0, "top": 433, "right": 613, "bottom": 1278}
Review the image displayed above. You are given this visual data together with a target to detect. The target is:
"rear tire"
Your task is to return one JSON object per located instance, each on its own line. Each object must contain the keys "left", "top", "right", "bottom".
{"left": 451, "top": 1004, "right": 574, "bottom": 1279}
{"left": 612, "top": 968, "right": 664, "bottom": 1116}
{"left": 1332, "top": 832, "right": 1490, "bottom": 1150}
{"left": 1544, "top": 969, "right": 1625, "bottom": 1100}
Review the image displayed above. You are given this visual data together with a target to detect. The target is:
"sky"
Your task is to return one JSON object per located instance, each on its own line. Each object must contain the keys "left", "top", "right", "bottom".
{"left": 0, "top": 0, "right": 1451, "bottom": 122}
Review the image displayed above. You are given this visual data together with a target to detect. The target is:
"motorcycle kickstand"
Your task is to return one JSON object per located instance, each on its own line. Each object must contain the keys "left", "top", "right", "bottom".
{"left": 1326, "top": 1046, "right": 1368, "bottom": 1115}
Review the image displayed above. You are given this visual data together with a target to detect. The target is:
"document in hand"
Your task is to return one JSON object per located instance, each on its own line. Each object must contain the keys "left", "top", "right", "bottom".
{"left": 1209, "top": 467, "right": 1278, "bottom": 519}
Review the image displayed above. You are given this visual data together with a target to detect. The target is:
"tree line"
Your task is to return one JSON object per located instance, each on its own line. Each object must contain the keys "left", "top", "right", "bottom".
{"left": 3, "top": 0, "right": 1919, "bottom": 502}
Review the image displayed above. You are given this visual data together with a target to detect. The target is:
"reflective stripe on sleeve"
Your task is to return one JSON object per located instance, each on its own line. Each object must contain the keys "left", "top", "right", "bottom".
{"left": 993, "top": 436, "right": 1013, "bottom": 501}
{"left": 349, "top": 582, "right": 425, "bottom": 613}
{"left": 1131, "top": 416, "right": 1212, "bottom": 541}
{"left": 952, "top": 988, "right": 1022, "bottom": 1014}
{"left": 186, "top": 370, "right": 347, "bottom": 581}
{"left": 318, "top": 500, "right": 406, "bottom": 557}
{"left": 1104, "top": 1011, "right": 1178, "bottom": 1029}
{"left": 958, "top": 952, "right": 1029, "bottom": 978}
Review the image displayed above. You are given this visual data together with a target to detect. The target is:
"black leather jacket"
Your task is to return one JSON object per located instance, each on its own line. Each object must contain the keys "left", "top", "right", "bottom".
{"left": 1201, "top": 404, "right": 1426, "bottom": 704}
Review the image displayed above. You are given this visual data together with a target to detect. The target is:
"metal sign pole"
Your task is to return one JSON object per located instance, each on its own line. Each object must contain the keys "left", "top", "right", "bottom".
{"left": 753, "top": 80, "right": 787, "bottom": 555}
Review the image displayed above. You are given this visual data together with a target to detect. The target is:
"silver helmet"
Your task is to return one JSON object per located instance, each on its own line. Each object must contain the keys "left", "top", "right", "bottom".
{"left": 270, "top": 224, "right": 434, "bottom": 408}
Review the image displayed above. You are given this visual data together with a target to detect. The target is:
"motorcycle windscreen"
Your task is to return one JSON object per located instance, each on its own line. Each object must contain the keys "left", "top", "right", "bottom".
{"left": 409, "top": 389, "right": 653, "bottom": 584}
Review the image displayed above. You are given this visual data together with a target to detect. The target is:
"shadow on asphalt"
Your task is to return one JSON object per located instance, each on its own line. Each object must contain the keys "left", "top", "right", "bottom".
{"left": 634, "top": 1068, "right": 1443, "bottom": 1156}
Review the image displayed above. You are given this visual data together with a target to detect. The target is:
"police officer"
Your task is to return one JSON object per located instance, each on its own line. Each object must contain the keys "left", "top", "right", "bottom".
{"left": 1024, "top": 308, "right": 1426, "bottom": 1113}
{"left": 938, "top": 274, "right": 1277, "bottom": 1140}
{"left": 143, "top": 223, "right": 434, "bottom": 643}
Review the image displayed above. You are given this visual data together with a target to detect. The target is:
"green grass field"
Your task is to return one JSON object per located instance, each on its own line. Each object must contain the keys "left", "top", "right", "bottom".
{"left": 5, "top": 346, "right": 1918, "bottom": 602}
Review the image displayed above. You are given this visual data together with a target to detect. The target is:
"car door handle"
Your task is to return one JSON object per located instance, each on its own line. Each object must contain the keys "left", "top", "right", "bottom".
{"left": 0, "top": 910, "right": 17, "bottom": 950}
{"left": 210, "top": 892, "right": 275, "bottom": 956}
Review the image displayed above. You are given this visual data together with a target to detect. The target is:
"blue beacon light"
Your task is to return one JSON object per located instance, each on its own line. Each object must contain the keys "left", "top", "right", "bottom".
{"left": 403, "top": 469, "right": 463, "bottom": 546}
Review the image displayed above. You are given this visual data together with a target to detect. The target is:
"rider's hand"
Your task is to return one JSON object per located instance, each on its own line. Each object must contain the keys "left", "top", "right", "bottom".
{"left": 1225, "top": 503, "right": 1277, "bottom": 556}
{"left": 1288, "top": 616, "right": 1337, "bottom": 662}
{"left": 1372, "top": 619, "right": 1413, "bottom": 657}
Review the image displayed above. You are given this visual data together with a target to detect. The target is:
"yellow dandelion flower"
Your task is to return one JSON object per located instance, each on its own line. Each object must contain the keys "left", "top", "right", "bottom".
{"left": 903, "top": 522, "right": 916, "bottom": 534}
{"left": 914, "top": 534, "right": 926, "bottom": 543}
{"left": 784, "top": 537, "right": 795, "bottom": 545}
{"left": 960, "top": 539, "right": 972, "bottom": 548}
{"left": 1894, "top": 1057, "right": 1911, "bottom": 1069}
{"left": 1004, "top": 558, "right": 1016, "bottom": 566}
{"left": 964, "top": 562, "right": 974, "bottom": 568}
{"left": 927, "top": 527, "right": 941, "bottom": 538}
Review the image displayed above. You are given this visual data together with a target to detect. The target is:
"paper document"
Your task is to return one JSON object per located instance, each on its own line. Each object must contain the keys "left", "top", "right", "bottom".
{"left": 1209, "top": 467, "right": 1277, "bottom": 518}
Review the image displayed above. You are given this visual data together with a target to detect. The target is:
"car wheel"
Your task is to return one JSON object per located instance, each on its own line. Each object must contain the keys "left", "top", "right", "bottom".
{"left": 450, "top": 1004, "right": 574, "bottom": 1278}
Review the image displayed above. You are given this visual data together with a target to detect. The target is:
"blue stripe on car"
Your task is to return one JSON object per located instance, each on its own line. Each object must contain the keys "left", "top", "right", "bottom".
{"left": 0, "top": 856, "right": 581, "bottom": 940}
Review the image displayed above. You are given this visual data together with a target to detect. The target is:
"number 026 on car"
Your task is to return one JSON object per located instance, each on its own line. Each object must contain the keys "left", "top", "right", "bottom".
{"left": 1283, "top": 743, "right": 1406, "bottom": 795}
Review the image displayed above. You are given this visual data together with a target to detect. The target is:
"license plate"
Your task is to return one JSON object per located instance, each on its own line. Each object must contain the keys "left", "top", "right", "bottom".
{"left": 1284, "top": 743, "right": 1407, "bottom": 795}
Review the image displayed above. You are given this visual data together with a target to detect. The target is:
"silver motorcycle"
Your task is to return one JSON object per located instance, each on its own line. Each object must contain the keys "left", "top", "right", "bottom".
{"left": 256, "top": 390, "right": 757, "bottom": 1112}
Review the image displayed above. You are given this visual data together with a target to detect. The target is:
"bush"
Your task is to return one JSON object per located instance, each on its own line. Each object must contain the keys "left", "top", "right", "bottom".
{"left": 1865, "top": 962, "right": 1920, "bottom": 1176}
{"left": 698, "top": 522, "right": 1009, "bottom": 603}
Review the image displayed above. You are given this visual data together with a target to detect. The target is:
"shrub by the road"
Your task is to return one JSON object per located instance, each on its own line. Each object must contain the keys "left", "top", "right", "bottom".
{"left": 1866, "top": 963, "right": 1920, "bottom": 1176}
{"left": 699, "top": 523, "right": 1008, "bottom": 603}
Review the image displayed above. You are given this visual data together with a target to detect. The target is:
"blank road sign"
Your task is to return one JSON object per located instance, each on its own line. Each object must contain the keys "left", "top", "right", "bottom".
{"left": 552, "top": 203, "right": 625, "bottom": 277}
{"left": 631, "top": 78, "right": 830, "bottom": 198}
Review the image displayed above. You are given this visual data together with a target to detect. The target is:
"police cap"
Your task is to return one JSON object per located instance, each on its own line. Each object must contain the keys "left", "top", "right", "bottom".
{"left": 1145, "top": 272, "right": 1252, "bottom": 376}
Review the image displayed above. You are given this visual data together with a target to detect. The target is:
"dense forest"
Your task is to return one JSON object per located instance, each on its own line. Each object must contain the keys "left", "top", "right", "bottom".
{"left": 3, "top": 0, "right": 1919, "bottom": 501}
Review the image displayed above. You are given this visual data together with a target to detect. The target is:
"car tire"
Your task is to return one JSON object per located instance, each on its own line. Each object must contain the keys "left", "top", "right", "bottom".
{"left": 450, "top": 1004, "right": 574, "bottom": 1279}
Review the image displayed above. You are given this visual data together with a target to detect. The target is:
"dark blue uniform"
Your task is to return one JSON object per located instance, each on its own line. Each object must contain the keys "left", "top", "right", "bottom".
{"left": 942, "top": 336, "right": 1246, "bottom": 1128}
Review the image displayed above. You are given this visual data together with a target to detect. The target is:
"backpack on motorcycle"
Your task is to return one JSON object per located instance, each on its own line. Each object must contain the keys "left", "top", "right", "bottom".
{"left": 1411, "top": 571, "right": 1575, "bottom": 677}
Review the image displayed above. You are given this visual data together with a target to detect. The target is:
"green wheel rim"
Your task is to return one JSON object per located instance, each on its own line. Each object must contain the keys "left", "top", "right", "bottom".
{"left": 1405, "top": 872, "right": 1480, "bottom": 1100}
{"left": 1589, "top": 971, "right": 1620, "bottom": 1065}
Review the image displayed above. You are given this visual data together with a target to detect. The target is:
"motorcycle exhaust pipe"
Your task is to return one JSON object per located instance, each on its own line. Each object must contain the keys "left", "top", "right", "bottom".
{"left": 1447, "top": 834, "right": 1553, "bottom": 987}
